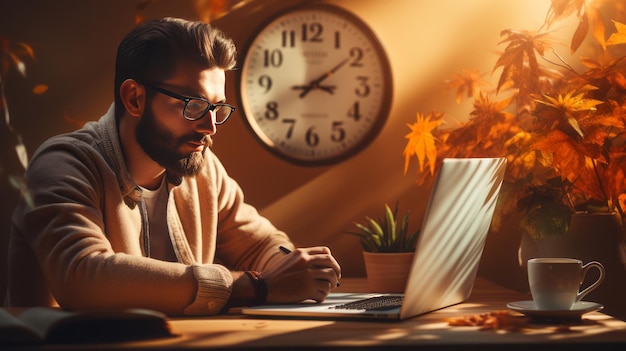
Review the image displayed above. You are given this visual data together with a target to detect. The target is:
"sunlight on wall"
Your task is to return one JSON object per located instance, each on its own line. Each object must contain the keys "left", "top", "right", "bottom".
{"left": 375, "top": 0, "right": 557, "bottom": 124}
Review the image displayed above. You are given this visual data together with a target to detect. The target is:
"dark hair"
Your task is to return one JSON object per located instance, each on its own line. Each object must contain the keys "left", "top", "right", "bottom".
{"left": 113, "top": 17, "right": 237, "bottom": 119}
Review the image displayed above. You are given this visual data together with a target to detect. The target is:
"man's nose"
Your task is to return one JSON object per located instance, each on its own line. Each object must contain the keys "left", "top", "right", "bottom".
{"left": 195, "top": 111, "right": 217, "bottom": 135}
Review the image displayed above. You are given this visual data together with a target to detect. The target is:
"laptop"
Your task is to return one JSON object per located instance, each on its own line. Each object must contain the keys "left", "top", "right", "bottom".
{"left": 241, "top": 157, "right": 507, "bottom": 321}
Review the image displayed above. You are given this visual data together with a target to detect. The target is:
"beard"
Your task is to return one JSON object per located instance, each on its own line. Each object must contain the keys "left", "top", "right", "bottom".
{"left": 135, "top": 104, "right": 212, "bottom": 177}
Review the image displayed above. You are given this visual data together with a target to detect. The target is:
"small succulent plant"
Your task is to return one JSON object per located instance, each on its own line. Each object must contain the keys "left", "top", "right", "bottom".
{"left": 345, "top": 203, "right": 420, "bottom": 253}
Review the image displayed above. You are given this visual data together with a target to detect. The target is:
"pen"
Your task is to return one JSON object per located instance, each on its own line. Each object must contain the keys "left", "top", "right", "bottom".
{"left": 279, "top": 246, "right": 340, "bottom": 287}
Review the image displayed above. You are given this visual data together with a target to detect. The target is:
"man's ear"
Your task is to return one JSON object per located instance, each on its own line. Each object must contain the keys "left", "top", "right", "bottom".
{"left": 119, "top": 79, "right": 146, "bottom": 118}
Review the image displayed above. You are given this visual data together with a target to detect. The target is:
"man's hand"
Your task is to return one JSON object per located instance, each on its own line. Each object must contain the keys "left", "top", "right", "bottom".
{"left": 262, "top": 246, "right": 341, "bottom": 304}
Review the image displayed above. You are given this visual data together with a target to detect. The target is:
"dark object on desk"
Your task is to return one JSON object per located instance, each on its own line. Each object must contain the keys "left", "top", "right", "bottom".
{"left": 331, "top": 295, "right": 404, "bottom": 311}
{"left": 0, "top": 307, "right": 176, "bottom": 345}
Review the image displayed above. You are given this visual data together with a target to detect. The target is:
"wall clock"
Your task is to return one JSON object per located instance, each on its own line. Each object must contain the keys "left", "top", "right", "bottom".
{"left": 238, "top": 3, "right": 393, "bottom": 166}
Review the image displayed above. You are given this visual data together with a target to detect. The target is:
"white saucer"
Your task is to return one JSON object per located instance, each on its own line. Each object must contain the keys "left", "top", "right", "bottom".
{"left": 507, "top": 300, "right": 603, "bottom": 320}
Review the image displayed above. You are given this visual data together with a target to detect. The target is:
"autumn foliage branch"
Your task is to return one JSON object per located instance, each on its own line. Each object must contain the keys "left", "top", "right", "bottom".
{"left": 403, "top": 0, "right": 626, "bottom": 237}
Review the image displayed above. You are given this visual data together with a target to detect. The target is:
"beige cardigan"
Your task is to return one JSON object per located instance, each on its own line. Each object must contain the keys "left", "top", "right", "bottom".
{"left": 5, "top": 104, "right": 292, "bottom": 315}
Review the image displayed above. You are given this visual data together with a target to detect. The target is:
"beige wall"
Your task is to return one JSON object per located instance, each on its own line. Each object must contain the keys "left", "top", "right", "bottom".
{"left": 1, "top": 0, "right": 557, "bottom": 295}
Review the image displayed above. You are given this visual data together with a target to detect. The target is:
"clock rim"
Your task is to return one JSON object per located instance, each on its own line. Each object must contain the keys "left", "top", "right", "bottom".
{"left": 236, "top": 2, "right": 393, "bottom": 167}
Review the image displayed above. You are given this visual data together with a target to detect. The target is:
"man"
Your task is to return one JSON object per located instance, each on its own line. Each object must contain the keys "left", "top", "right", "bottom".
{"left": 5, "top": 17, "right": 341, "bottom": 315}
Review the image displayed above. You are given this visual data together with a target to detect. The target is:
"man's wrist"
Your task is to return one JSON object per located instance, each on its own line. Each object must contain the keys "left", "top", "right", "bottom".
{"left": 244, "top": 271, "right": 268, "bottom": 305}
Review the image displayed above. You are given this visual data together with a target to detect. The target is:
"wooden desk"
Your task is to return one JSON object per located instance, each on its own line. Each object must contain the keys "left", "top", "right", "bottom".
{"left": 32, "top": 278, "right": 626, "bottom": 350}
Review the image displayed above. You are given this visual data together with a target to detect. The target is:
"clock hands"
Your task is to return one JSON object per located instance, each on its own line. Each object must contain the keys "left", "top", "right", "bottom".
{"left": 292, "top": 84, "right": 337, "bottom": 96}
{"left": 292, "top": 57, "right": 350, "bottom": 98}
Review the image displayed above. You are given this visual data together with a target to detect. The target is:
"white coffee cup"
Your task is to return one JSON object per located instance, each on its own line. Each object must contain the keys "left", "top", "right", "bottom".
{"left": 527, "top": 258, "right": 605, "bottom": 310}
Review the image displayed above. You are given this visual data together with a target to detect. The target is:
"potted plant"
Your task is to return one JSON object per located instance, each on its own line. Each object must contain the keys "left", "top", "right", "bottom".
{"left": 403, "top": 0, "right": 626, "bottom": 247}
{"left": 402, "top": 0, "right": 626, "bottom": 316}
{"left": 345, "top": 203, "right": 420, "bottom": 293}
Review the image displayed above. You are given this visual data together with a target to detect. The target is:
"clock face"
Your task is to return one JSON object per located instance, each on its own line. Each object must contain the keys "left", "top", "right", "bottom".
{"left": 238, "top": 4, "right": 393, "bottom": 166}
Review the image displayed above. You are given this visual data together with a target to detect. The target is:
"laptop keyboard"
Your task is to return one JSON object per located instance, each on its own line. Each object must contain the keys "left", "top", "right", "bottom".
{"left": 330, "top": 296, "right": 405, "bottom": 311}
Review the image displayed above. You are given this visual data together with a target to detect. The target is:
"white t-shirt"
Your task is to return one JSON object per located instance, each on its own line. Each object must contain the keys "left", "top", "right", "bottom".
{"left": 140, "top": 178, "right": 177, "bottom": 262}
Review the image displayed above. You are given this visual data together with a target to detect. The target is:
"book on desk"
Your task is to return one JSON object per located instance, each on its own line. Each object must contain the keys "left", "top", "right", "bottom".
{"left": 0, "top": 307, "right": 175, "bottom": 345}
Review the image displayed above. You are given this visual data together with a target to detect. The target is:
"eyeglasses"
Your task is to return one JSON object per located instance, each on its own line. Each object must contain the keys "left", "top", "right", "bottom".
{"left": 140, "top": 82, "right": 236, "bottom": 124}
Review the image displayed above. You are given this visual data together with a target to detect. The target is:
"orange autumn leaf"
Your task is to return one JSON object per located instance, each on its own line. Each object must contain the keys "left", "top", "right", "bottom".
{"left": 613, "top": 72, "right": 626, "bottom": 90}
{"left": 532, "top": 129, "right": 597, "bottom": 185}
{"left": 578, "top": 56, "right": 626, "bottom": 91}
{"left": 14, "top": 42, "right": 35, "bottom": 60}
{"left": 194, "top": 0, "right": 230, "bottom": 22}
{"left": 463, "top": 94, "right": 515, "bottom": 148}
{"left": 571, "top": 5, "right": 606, "bottom": 52}
{"left": 544, "top": 0, "right": 583, "bottom": 25}
{"left": 134, "top": 0, "right": 235, "bottom": 25}
{"left": 570, "top": 10, "right": 590, "bottom": 52}
{"left": 493, "top": 29, "right": 553, "bottom": 93}
{"left": 403, "top": 112, "right": 443, "bottom": 176}
{"left": 444, "top": 69, "right": 490, "bottom": 103}
{"left": 533, "top": 88, "right": 604, "bottom": 138}
{"left": 607, "top": 20, "right": 626, "bottom": 46}
{"left": 533, "top": 129, "right": 600, "bottom": 196}
{"left": 588, "top": 6, "right": 607, "bottom": 51}
{"left": 546, "top": 0, "right": 607, "bottom": 51}
{"left": 471, "top": 93, "right": 513, "bottom": 120}
{"left": 134, "top": 0, "right": 151, "bottom": 24}
{"left": 534, "top": 88, "right": 603, "bottom": 113}
{"left": 32, "top": 84, "right": 48, "bottom": 95}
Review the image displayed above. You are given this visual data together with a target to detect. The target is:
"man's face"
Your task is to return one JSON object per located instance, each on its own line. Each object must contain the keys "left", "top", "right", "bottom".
{"left": 135, "top": 66, "right": 226, "bottom": 177}
{"left": 136, "top": 103, "right": 208, "bottom": 177}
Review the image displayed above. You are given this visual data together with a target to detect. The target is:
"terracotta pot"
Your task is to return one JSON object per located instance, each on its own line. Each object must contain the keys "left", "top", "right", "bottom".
{"left": 362, "top": 252, "right": 414, "bottom": 293}
{"left": 519, "top": 212, "right": 626, "bottom": 318}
